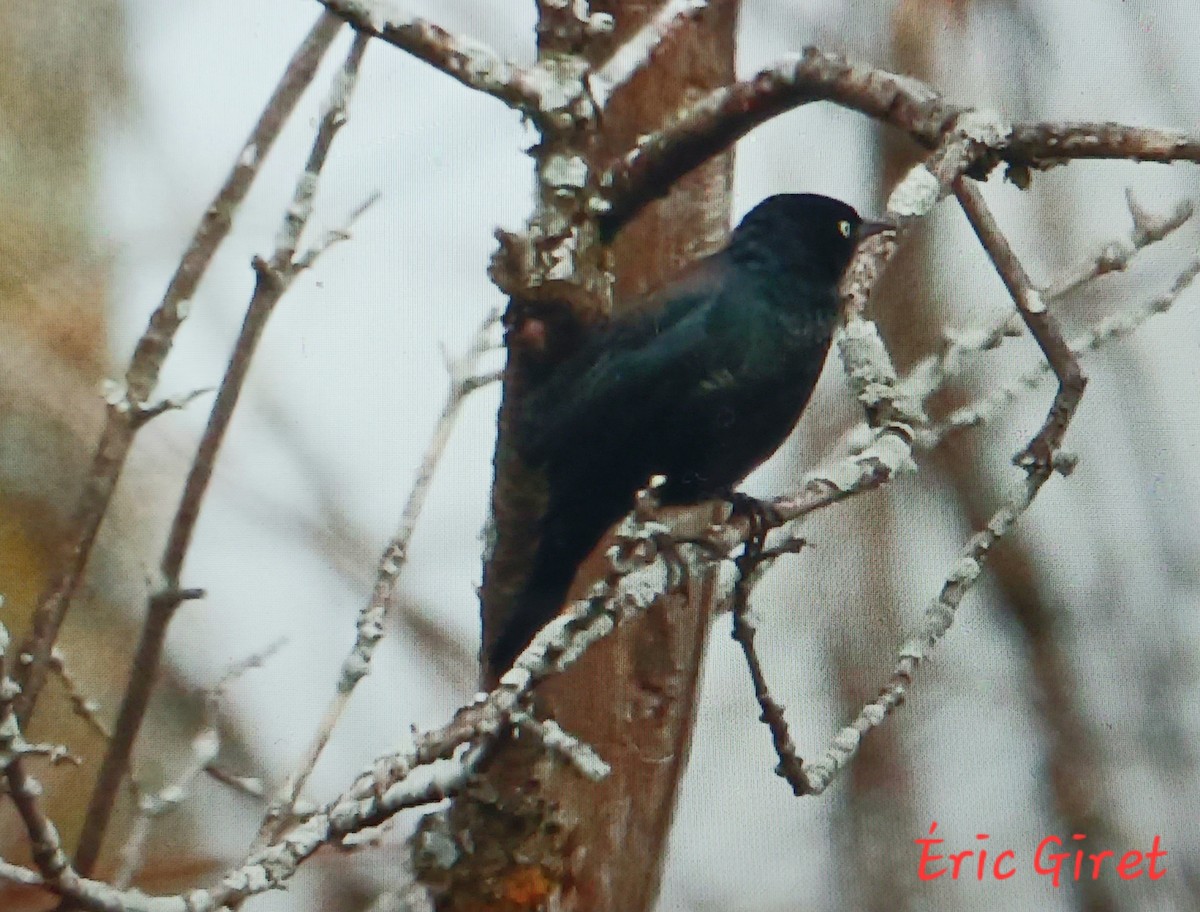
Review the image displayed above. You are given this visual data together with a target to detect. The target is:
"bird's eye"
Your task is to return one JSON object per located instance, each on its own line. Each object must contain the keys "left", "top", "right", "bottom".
{"left": 837, "top": 220, "right": 852, "bottom": 238}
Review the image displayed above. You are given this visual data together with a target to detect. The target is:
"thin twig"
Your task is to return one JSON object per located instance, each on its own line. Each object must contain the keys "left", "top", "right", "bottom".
{"left": 930, "top": 248, "right": 1200, "bottom": 444}
{"left": 13, "top": 10, "right": 344, "bottom": 727}
{"left": 898, "top": 193, "right": 1190, "bottom": 407}
{"left": 48, "top": 648, "right": 112, "bottom": 741}
{"left": 588, "top": 0, "right": 708, "bottom": 108}
{"left": 869, "top": 192, "right": 1194, "bottom": 441}
{"left": 799, "top": 178, "right": 1096, "bottom": 794}
{"left": 802, "top": 474, "right": 1041, "bottom": 794}
{"left": 250, "top": 309, "right": 500, "bottom": 851}
{"left": 130, "top": 387, "right": 214, "bottom": 428}
{"left": 68, "top": 588, "right": 200, "bottom": 882}
{"left": 0, "top": 858, "right": 43, "bottom": 888}
{"left": 71, "top": 32, "right": 372, "bottom": 879}
{"left": 203, "top": 764, "right": 265, "bottom": 799}
{"left": 955, "top": 178, "right": 1087, "bottom": 472}
{"left": 511, "top": 712, "right": 611, "bottom": 781}
{"left": 316, "top": 0, "right": 553, "bottom": 120}
{"left": 729, "top": 544, "right": 808, "bottom": 794}
{"left": 112, "top": 728, "right": 219, "bottom": 891}
{"left": 113, "top": 642, "right": 282, "bottom": 890}
{"left": 595, "top": 44, "right": 1200, "bottom": 238}
{"left": 1, "top": 623, "right": 80, "bottom": 901}
{"left": 1045, "top": 190, "right": 1194, "bottom": 300}
{"left": 1005, "top": 120, "right": 1200, "bottom": 168}
{"left": 597, "top": 46, "right": 960, "bottom": 236}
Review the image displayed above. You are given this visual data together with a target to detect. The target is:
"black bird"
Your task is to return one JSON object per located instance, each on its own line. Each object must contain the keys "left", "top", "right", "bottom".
{"left": 492, "top": 193, "right": 890, "bottom": 671}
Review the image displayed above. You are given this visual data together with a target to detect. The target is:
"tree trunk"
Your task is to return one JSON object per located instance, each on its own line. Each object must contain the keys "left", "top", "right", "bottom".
{"left": 422, "top": 3, "right": 739, "bottom": 910}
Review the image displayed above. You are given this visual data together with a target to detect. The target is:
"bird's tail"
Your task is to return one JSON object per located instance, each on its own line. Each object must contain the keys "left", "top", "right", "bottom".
{"left": 487, "top": 500, "right": 611, "bottom": 673}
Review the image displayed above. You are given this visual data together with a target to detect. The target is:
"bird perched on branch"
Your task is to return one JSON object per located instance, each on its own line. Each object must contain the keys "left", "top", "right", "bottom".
{"left": 492, "top": 193, "right": 891, "bottom": 672}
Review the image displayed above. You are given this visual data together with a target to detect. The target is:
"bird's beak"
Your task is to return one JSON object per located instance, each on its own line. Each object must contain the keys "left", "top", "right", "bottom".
{"left": 856, "top": 219, "right": 896, "bottom": 242}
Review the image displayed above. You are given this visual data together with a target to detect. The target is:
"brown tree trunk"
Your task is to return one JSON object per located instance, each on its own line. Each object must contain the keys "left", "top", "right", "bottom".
{"left": 422, "top": 3, "right": 739, "bottom": 910}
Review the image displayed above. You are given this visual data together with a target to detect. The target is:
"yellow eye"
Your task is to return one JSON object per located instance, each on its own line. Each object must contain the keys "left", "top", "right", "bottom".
{"left": 837, "top": 220, "right": 852, "bottom": 238}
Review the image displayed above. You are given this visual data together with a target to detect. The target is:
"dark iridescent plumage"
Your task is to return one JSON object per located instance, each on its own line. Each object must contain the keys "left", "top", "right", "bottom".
{"left": 492, "top": 194, "right": 885, "bottom": 671}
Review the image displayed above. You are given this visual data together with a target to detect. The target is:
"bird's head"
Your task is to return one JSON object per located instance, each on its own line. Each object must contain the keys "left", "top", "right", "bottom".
{"left": 728, "top": 193, "right": 892, "bottom": 287}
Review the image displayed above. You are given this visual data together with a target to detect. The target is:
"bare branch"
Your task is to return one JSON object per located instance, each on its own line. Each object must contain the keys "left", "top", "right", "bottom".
{"left": 933, "top": 247, "right": 1200, "bottom": 444}
{"left": 797, "top": 174, "right": 1100, "bottom": 796}
{"left": 1046, "top": 190, "right": 1193, "bottom": 299}
{"left": 803, "top": 474, "right": 1042, "bottom": 794}
{"left": 598, "top": 47, "right": 961, "bottom": 236}
{"left": 0, "top": 634, "right": 283, "bottom": 912}
{"left": 72, "top": 32, "right": 372, "bottom": 879}
{"left": 886, "top": 192, "right": 1194, "bottom": 435}
{"left": 316, "top": 0, "right": 556, "bottom": 120}
{"left": 4, "top": 628, "right": 495, "bottom": 912}
{"left": 250, "top": 309, "right": 500, "bottom": 851}
{"left": 130, "top": 386, "right": 214, "bottom": 428}
{"left": 294, "top": 191, "right": 382, "bottom": 269}
{"left": 13, "top": 9, "right": 344, "bottom": 726}
{"left": 589, "top": 0, "right": 708, "bottom": 108}
{"left": 113, "top": 643, "right": 281, "bottom": 890}
{"left": 511, "top": 712, "right": 611, "bottom": 781}
{"left": 113, "top": 728, "right": 220, "bottom": 890}
{"left": 48, "top": 648, "right": 112, "bottom": 741}
{"left": 1005, "top": 120, "right": 1200, "bottom": 167}
{"left": 729, "top": 549, "right": 808, "bottom": 795}
{"left": 0, "top": 859, "right": 43, "bottom": 888}
{"left": 204, "top": 743, "right": 496, "bottom": 910}
{"left": 203, "top": 764, "right": 265, "bottom": 800}
{"left": 1, "top": 623, "right": 83, "bottom": 903}
{"left": 955, "top": 178, "right": 1087, "bottom": 472}
{"left": 596, "top": 45, "right": 1200, "bottom": 240}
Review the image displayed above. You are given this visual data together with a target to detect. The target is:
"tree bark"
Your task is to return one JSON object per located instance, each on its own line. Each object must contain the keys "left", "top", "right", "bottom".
{"left": 424, "top": 3, "right": 739, "bottom": 911}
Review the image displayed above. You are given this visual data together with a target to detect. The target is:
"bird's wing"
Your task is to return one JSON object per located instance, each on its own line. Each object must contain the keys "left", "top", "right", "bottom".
{"left": 521, "top": 266, "right": 728, "bottom": 463}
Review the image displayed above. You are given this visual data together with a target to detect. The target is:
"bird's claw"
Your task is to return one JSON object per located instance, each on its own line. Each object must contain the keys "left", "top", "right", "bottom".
{"left": 728, "top": 493, "right": 785, "bottom": 540}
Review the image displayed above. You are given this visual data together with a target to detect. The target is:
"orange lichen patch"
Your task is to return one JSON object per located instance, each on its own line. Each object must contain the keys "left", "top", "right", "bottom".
{"left": 499, "top": 865, "right": 553, "bottom": 909}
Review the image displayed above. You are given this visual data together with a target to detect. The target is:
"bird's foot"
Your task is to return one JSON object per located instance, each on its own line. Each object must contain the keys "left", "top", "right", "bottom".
{"left": 727, "top": 493, "right": 785, "bottom": 541}
{"left": 727, "top": 493, "right": 787, "bottom": 573}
